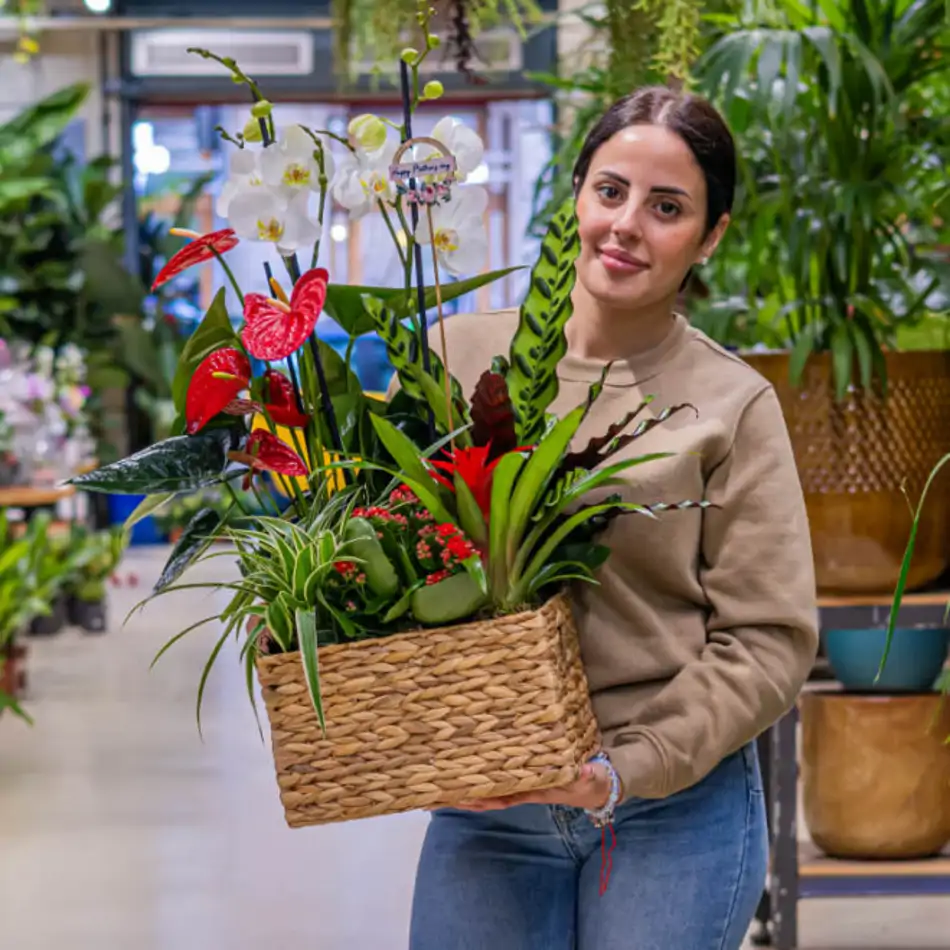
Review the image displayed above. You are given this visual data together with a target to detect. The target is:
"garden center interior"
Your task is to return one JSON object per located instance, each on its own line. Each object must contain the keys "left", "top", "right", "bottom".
{"left": 1, "top": 1, "right": 949, "bottom": 948}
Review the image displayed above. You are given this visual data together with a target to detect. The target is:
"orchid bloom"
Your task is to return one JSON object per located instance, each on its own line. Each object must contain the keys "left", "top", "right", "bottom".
{"left": 331, "top": 139, "right": 398, "bottom": 220}
{"left": 241, "top": 267, "right": 328, "bottom": 361}
{"left": 228, "top": 428, "right": 308, "bottom": 489}
{"left": 185, "top": 348, "right": 251, "bottom": 434}
{"left": 415, "top": 185, "right": 488, "bottom": 277}
{"left": 217, "top": 149, "right": 265, "bottom": 219}
{"left": 261, "top": 125, "right": 334, "bottom": 198}
{"left": 429, "top": 117, "right": 485, "bottom": 182}
{"left": 152, "top": 228, "right": 239, "bottom": 291}
{"left": 227, "top": 187, "right": 319, "bottom": 257}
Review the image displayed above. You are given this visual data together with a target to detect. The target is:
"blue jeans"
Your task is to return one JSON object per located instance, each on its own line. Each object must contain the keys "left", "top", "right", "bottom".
{"left": 409, "top": 743, "right": 768, "bottom": 950}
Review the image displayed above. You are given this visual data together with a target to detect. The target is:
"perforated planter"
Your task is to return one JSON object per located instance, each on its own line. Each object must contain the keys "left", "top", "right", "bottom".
{"left": 744, "top": 351, "right": 950, "bottom": 595}
{"left": 256, "top": 593, "right": 601, "bottom": 828}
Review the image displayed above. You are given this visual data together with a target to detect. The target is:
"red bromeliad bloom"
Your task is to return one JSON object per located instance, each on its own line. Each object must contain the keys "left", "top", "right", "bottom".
{"left": 227, "top": 429, "right": 308, "bottom": 489}
{"left": 429, "top": 444, "right": 512, "bottom": 520}
{"left": 186, "top": 348, "right": 251, "bottom": 434}
{"left": 261, "top": 369, "right": 310, "bottom": 428}
{"left": 152, "top": 228, "right": 239, "bottom": 291}
{"left": 241, "top": 267, "right": 329, "bottom": 361}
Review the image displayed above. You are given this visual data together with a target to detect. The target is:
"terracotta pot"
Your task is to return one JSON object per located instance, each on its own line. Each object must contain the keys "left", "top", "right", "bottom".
{"left": 802, "top": 691, "right": 950, "bottom": 859}
{"left": 0, "top": 642, "right": 27, "bottom": 698}
{"left": 744, "top": 350, "right": 950, "bottom": 595}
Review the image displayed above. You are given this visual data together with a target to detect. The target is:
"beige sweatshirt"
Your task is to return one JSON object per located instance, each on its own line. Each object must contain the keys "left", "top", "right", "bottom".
{"left": 396, "top": 308, "right": 819, "bottom": 800}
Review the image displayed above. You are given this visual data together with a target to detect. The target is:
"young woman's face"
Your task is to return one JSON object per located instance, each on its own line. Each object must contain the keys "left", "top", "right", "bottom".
{"left": 574, "top": 123, "right": 727, "bottom": 312}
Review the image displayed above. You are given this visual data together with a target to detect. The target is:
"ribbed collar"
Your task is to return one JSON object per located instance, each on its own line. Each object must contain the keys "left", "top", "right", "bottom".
{"left": 558, "top": 312, "right": 689, "bottom": 388}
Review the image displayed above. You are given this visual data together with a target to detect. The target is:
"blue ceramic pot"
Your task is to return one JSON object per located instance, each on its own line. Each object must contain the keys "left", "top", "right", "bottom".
{"left": 824, "top": 625, "right": 950, "bottom": 692}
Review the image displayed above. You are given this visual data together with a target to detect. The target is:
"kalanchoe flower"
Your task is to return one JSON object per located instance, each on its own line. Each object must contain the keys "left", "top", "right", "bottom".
{"left": 152, "top": 228, "right": 239, "bottom": 291}
{"left": 186, "top": 348, "right": 251, "bottom": 434}
{"left": 228, "top": 429, "right": 308, "bottom": 489}
{"left": 261, "top": 369, "right": 310, "bottom": 428}
{"left": 241, "top": 267, "right": 329, "bottom": 360}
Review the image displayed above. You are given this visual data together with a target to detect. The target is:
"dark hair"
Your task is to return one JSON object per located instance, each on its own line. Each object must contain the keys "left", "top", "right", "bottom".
{"left": 573, "top": 86, "right": 736, "bottom": 236}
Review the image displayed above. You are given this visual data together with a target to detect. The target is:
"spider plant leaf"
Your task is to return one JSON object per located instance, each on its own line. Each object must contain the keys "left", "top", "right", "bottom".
{"left": 196, "top": 625, "right": 233, "bottom": 739}
{"left": 296, "top": 607, "right": 326, "bottom": 733}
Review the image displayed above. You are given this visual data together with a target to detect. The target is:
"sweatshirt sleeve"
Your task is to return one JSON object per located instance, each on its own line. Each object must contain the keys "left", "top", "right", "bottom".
{"left": 608, "top": 384, "right": 819, "bottom": 800}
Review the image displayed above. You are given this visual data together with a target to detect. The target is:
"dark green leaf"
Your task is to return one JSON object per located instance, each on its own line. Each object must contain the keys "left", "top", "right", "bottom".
{"left": 71, "top": 428, "right": 242, "bottom": 494}
{"left": 154, "top": 506, "right": 230, "bottom": 594}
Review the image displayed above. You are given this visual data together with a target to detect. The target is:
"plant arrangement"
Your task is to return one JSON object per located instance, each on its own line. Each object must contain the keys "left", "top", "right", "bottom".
{"left": 693, "top": 0, "right": 950, "bottom": 395}
{"left": 74, "top": 7, "right": 704, "bottom": 824}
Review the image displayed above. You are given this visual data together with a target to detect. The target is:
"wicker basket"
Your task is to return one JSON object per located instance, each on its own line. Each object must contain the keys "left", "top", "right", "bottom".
{"left": 255, "top": 593, "right": 601, "bottom": 827}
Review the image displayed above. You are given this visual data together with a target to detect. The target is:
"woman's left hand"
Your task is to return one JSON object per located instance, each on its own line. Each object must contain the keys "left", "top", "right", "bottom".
{"left": 454, "top": 761, "right": 612, "bottom": 812}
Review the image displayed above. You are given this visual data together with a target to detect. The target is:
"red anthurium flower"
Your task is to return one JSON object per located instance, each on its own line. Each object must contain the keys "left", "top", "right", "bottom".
{"left": 241, "top": 267, "right": 329, "bottom": 360}
{"left": 228, "top": 429, "right": 308, "bottom": 489}
{"left": 186, "top": 348, "right": 251, "bottom": 434}
{"left": 152, "top": 228, "right": 239, "bottom": 291}
{"left": 261, "top": 369, "right": 310, "bottom": 428}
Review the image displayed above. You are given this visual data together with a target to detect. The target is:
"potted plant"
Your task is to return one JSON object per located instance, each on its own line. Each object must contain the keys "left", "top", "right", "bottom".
{"left": 0, "top": 511, "right": 74, "bottom": 722}
{"left": 694, "top": 0, "right": 950, "bottom": 595}
{"left": 74, "top": 23, "right": 705, "bottom": 828}
{"left": 27, "top": 529, "right": 80, "bottom": 636}
{"left": 64, "top": 525, "right": 127, "bottom": 633}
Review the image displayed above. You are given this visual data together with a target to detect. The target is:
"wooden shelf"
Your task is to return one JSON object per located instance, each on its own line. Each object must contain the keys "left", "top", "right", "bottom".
{"left": 819, "top": 589, "right": 950, "bottom": 609}
{"left": 0, "top": 485, "right": 74, "bottom": 508}
{"left": 799, "top": 841, "right": 950, "bottom": 898}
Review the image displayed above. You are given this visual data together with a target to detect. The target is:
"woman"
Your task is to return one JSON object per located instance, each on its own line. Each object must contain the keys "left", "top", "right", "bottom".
{"left": 407, "top": 87, "right": 819, "bottom": 950}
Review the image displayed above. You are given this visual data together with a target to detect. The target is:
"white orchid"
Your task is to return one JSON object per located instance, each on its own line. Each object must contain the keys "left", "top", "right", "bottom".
{"left": 415, "top": 185, "right": 488, "bottom": 277}
{"left": 227, "top": 188, "right": 320, "bottom": 257}
{"left": 261, "top": 125, "right": 335, "bottom": 198}
{"left": 332, "top": 139, "right": 398, "bottom": 220}
{"left": 430, "top": 117, "right": 484, "bottom": 182}
{"left": 217, "top": 148, "right": 264, "bottom": 219}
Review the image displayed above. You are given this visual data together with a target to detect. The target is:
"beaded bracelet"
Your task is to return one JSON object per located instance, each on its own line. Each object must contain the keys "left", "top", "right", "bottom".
{"left": 585, "top": 751, "right": 622, "bottom": 828}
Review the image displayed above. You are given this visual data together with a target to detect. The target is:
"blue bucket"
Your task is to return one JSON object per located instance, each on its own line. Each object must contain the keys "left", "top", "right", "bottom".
{"left": 107, "top": 493, "right": 167, "bottom": 546}
{"left": 824, "top": 625, "right": 950, "bottom": 692}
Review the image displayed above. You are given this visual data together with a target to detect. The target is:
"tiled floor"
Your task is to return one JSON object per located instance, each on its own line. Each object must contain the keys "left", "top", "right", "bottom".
{"left": 1, "top": 546, "right": 948, "bottom": 949}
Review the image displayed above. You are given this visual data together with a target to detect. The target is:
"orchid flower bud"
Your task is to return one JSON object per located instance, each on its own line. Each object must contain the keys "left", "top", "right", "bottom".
{"left": 348, "top": 113, "right": 388, "bottom": 153}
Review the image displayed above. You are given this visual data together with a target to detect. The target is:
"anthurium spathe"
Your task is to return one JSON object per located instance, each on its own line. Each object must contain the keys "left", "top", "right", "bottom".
{"left": 261, "top": 369, "right": 310, "bottom": 428}
{"left": 241, "top": 267, "right": 329, "bottom": 360}
{"left": 152, "top": 228, "right": 239, "bottom": 291}
{"left": 228, "top": 428, "right": 308, "bottom": 488}
{"left": 186, "top": 347, "right": 251, "bottom": 434}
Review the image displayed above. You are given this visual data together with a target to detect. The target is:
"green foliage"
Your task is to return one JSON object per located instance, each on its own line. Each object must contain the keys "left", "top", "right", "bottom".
{"left": 694, "top": 0, "right": 950, "bottom": 394}
{"left": 65, "top": 525, "right": 128, "bottom": 603}
{"left": 71, "top": 428, "right": 245, "bottom": 495}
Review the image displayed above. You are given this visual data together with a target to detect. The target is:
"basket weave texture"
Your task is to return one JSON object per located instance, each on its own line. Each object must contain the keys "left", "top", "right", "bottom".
{"left": 255, "top": 593, "right": 601, "bottom": 827}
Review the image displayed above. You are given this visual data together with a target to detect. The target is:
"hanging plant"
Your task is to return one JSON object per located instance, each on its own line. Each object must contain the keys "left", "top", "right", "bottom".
{"left": 0, "top": 0, "right": 43, "bottom": 62}
{"left": 331, "top": 0, "right": 543, "bottom": 82}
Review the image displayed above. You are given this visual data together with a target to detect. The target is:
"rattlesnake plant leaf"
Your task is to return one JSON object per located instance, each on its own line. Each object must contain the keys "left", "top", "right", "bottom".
{"left": 506, "top": 198, "right": 580, "bottom": 444}
{"left": 362, "top": 295, "right": 469, "bottom": 426}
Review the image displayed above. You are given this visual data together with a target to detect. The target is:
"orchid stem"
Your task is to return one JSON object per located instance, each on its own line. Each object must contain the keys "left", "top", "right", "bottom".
{"left": 307, "top": 334, "right": 344, "bottom": 458}
{"left": 400, "top": 59, "right": 435, "bottom": 444}
{"left": 214, "top": 250, "right": 245, "bottom": 307}
{"left": 312, "top": 156, "right": 329, "bottom": 270}
{"left": 425, "top": 203, "right": 454, "bottom": 451}
{"left": 282, "top": 254, "right": 302, "bottom": 285}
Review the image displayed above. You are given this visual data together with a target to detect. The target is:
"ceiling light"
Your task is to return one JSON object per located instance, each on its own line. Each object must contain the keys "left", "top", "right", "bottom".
{"left": 84, "top": 0, "right": 113, "bottom": 13}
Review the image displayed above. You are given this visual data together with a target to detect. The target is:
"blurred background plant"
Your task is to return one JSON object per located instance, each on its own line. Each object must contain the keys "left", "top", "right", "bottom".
{"left": 691, "top": 0, "right": 950, "bottom": 393}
